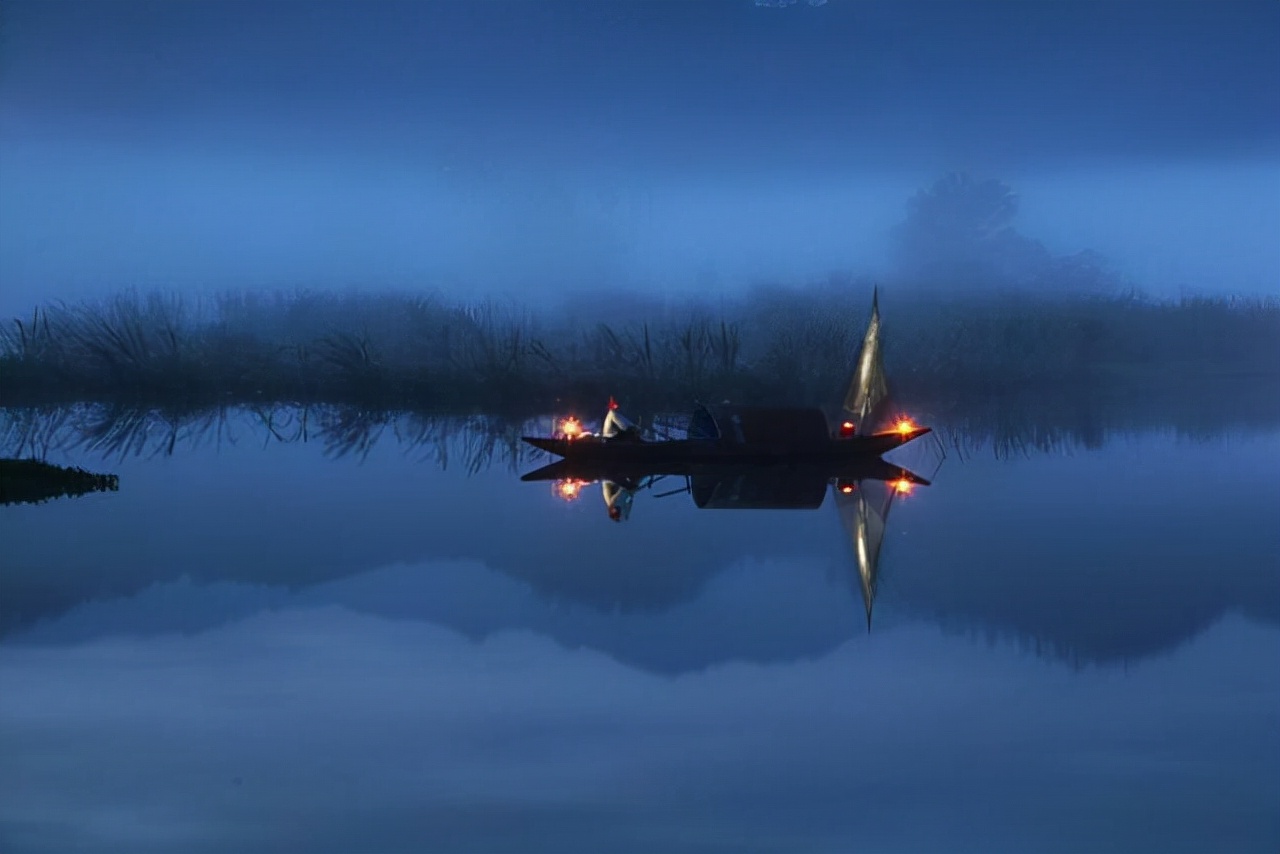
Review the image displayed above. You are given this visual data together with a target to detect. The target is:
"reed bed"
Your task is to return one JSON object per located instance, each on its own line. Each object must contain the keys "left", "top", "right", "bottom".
{"left": 2, "top": 286, "right": 1277, "bottom": 414}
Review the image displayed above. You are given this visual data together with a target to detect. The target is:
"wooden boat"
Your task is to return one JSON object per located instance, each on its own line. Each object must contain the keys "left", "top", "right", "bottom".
{"left": 523, "top": 405, "right": 930, "bottom": 464}
{"left": 521, "top": 290, "right": 930, "bottom": 468}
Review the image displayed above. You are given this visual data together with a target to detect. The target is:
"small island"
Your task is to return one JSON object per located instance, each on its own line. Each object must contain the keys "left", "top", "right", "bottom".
{"left": 0, "top": 458, "right": 119, "bottom": 507}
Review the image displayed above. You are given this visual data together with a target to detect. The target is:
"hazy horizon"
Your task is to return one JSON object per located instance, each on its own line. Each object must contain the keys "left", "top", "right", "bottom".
{"left": 1, "top": 0, "right": 1278, "bottom": 316}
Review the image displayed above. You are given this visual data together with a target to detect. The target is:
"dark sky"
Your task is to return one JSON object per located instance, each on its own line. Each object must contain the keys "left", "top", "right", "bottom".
{"left": 1, "top": 0, "right": 1277, "bottom": 310}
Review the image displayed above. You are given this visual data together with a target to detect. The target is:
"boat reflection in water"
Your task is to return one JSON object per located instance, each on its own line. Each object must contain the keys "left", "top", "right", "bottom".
{"left": 524, "top": 452, "right": 925, "bottom": 629}
{"left": 521, "top": 291, "right": 935, "bottom": 628}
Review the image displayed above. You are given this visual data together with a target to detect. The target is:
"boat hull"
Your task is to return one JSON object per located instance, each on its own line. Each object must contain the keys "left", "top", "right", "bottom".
{"left": 521, "top": 426, "right": 931, "bottom": 468}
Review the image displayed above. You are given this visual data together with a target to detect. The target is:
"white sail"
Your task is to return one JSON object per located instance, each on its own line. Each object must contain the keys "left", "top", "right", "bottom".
{"left": 842, "top": 290, "right": 891, "bottom": 433}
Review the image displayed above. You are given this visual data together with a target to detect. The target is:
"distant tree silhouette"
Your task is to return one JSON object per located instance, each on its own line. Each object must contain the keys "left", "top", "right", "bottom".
{"left": 904, "top": 173, "right": 1018, "bottom": 243}
{"left": 892, "top": 172, "right": 1053, "bottom": 288}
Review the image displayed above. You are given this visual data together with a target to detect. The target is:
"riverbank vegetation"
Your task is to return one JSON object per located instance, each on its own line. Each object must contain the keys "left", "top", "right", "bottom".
{"left": 2, "top": 287, "right": 1276, "bottom": 416}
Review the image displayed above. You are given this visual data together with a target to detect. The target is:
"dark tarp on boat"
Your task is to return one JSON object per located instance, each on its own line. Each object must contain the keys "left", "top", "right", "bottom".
{"left": 691, "top": 404, "right": 830, "bottom": 448}
{"left": 687, "top": 405, "right": 721, "bottom": 441}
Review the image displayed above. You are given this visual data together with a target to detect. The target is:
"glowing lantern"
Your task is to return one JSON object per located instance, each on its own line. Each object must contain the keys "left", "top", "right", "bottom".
{"left": 839, "top": 421, "right": 856, "bottom": 438}
{"left": 892, "top": 478, "right": 914, "bottom": 495}
{"left": 556, "top": 479, "right": 585, "bottom": 500}
{"left": 894, "top": 418, "right": 916, "bottom": 436}
{"left": 561, "top": 417, "right": 583, "bottom": 438}
{"left": 839, "top": 484, "right": 855, "bottom": 494}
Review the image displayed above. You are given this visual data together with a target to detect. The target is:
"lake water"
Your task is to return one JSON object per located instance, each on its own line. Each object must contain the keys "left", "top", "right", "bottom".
{"left": 2, "top": 408, "right": 1278, "bottom": 853}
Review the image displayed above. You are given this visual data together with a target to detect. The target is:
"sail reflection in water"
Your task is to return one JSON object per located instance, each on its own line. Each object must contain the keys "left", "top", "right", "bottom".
{"left": 836, "top": 476, "right": 900, "bottom": 630}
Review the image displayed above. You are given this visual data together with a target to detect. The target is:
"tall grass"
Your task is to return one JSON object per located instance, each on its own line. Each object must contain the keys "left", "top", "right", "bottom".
{"left": 2, "top": 286, "right": 1277, "bottom": 413}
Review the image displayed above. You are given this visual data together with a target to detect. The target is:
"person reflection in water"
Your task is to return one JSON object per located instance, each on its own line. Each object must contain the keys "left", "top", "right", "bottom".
{"left": 602, "top": 480, "right": 635, "bottom": 523}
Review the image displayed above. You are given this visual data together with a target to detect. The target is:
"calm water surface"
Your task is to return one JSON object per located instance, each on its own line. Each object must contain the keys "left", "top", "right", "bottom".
{"left": 2, "top": 412, "right": 1278, "bottom": 853}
